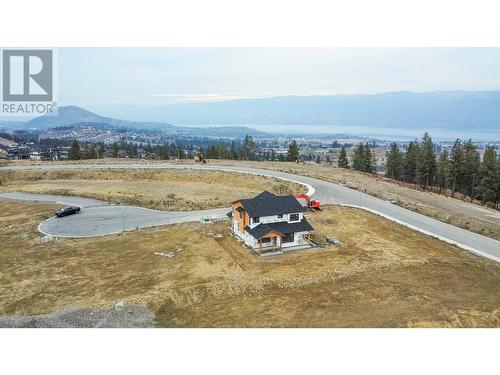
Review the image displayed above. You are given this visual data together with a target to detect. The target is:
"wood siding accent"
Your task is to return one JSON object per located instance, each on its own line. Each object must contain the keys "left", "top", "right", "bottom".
{"left": 232, "top": 201, "right": 248, "bottom": 232}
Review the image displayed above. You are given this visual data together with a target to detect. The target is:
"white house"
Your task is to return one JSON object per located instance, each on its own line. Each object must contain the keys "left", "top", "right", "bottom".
{"left": 227, "top": 191, "right": 315, "bottom": 254}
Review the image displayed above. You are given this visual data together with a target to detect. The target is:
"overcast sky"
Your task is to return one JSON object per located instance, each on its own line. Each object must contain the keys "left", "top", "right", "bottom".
{"left": 58, "top": 48, "right": 500, "bottom": 106}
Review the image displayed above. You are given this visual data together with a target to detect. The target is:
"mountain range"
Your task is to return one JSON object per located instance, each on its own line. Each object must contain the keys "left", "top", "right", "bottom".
{"left": 88, "top": 91, "right": 500, "bottom": 131}
{"left": 2, "top": 91, "right": 500, "bottom": 135}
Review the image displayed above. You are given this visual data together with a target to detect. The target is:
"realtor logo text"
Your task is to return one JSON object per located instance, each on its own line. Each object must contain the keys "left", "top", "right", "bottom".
{"left": 1, "top": 49, "right": 57, "bottom": 116}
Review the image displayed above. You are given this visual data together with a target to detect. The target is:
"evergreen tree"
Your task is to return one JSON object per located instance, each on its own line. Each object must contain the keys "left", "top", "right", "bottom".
{"left": 176, "top": 146, "right": 186, "bottom": 159}
{"left": 316, "top": 155, "right": 321, "bottom": 164}
{"left": 97, "top": 144, "right": 105, "bottom": 159}
{"left": 448, "top": 139, "right": 465, "bottom": 197}
{"left": 364, "top": 143, "right": 375, "bottom": 173}
{"left": 89, "top": 144, "right": 97, "bottom": 159}
{"left": 230, "top": 141, "right": 238, "bottom": 160}
{"left": 462, "top": 139, "right": 480, "bottom": 199}
{"left": 416, "top": 132, "right": 437, "bottom": 188}
{"left": 206, "top": 145, "right": 216, "bottom": 159}
{"left": 337, "top": 146, "right": 349, "bottom": 169}
{"left": 69, "top": 140, "right": 81, "bottom": 160}
{"left": 475, "top": 146, "right": 498, "bottom": 206}
{"left": 111, "top": 142, "right": 119, "bottom": 158}
{"left": 158, "top": 145, "right": 169, "bottom": 160}
{"left": 287, "top": 140, "right": 300, "bottom": 162}
{"left": 403, "top": 141, "right": 419, "bottom": 183}
{"left": 241, "top": 135, "right": 257, "bottom": 161}
{"left": 385, "top": 143, "right": 404, "bottom": 180}
{"left": 436, "top": 149, "right": 449, "bottom": 194}
{"left": 352, "top": 143, "right": 366, "bottom": 172}
{"left": 270, "top": 150, "right": 277, "bottom": 161}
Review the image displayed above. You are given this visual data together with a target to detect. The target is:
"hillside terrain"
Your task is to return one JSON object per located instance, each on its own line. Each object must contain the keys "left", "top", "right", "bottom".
{"left": 1, "top": 106, "right": 267, "bottom": 137}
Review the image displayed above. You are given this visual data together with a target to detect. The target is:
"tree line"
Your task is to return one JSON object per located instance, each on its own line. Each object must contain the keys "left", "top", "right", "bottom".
{"left": 380, "top": 133, "right": 498, "bottom": 208}
{"left": 336, "top": 143, "right": 376, "bottom": 173}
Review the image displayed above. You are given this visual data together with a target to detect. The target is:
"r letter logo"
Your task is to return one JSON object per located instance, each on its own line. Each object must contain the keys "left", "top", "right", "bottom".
{"left": 1, "top": 49, "right": 57, "bottom": 116}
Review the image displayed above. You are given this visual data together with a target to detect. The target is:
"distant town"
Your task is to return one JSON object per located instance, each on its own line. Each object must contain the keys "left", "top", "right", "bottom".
{"left": 1, "top": 103, "right": 499, "bottom": 210}
{"left": 1, "top": 121, "right": 496, "bottom": 166}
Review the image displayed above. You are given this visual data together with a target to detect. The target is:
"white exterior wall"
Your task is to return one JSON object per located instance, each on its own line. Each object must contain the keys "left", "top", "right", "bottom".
{"left": 232, "top": 213, "right": 310, "bottom": 250}
{"left": 247, "top": 212, "right": 303, "bottom": 229}
{"left": 232, "top": 219, "right": 258, "bottom": 248}
{"left": 281, "top": 230, "right": 309, "bottom": 248}
{"left": 243, "top": 231, "right": 258, "bottom": 248}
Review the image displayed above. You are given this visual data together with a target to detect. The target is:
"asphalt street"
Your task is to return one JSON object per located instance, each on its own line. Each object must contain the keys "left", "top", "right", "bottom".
{"left": 1, "top": 163, "right": 499, "bottom": 262}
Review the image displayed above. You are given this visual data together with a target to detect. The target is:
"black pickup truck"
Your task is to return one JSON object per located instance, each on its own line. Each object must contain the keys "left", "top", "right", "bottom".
{"left": 55, "top": 206, "right": 81, "bottom": 217}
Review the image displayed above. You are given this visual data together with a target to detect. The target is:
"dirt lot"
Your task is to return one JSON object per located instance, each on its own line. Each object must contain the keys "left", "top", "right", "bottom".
{"left": 0, "top": 168, "right": 304, "bottom": 211}
{"left": 1, "top": 199, "right": 499, "bottom": 327}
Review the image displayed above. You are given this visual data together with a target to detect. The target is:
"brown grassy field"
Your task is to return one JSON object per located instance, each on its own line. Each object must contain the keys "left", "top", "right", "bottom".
{"left": 1, "top": 199, "right": 499, "bottom": 327}
{"left": 0, "top": 168, "right": 304, "bottom": 211}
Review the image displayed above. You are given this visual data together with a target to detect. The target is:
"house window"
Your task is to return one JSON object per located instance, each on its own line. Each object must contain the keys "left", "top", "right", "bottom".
{"left": 289, "top": 213, "right": 300, "bottom": 222}
{"left": 278, "top": 214, "right": 283, "bottom": 219}
{"left": 282, "top": 233, "right": 294, "bottom": 243}
{"left": 252, "top": 217, "right": 260, "bottom": 224}
{"left": 239, "top": 212, "right": 243, "bottom": 220}
{"left": 259, "top": 237, "right": 271, "bottom": 243}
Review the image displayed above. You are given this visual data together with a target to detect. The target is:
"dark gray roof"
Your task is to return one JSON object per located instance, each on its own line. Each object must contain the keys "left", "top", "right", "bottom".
{"left": 226, "top": 211, "right": 233, "bottom": 218}
{"left": 238, "top": 191, "right": 305, "bottom": 217}
{"left": 244, "top": 218, "right": 314, "bottom": 240}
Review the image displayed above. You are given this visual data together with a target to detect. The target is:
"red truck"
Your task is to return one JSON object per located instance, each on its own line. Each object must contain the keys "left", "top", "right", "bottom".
{"left": 295, "top": 194, "right": 321, "bottom": 210}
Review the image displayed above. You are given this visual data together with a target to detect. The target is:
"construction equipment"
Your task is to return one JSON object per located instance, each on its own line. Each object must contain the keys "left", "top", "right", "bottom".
{"left": 194, "top": 153, "right": 207, "bottom": 163}
{"left": 295, "top": 194, "right": 321, "bottom": 210}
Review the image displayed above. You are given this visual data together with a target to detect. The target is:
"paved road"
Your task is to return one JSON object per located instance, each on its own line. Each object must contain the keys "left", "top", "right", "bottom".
{"left": 0, "top": 191, "right": 229, "bottom": 237}
{"left": 0, "top": 191, "right": 110, "bottom": 208}
{"left": 1, "top": 163, "right": 499, "bottom": 262}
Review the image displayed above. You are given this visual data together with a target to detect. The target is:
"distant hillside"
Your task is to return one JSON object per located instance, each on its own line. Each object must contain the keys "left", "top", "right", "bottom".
{"left": 96, "top": 91, "right": 500, "bottom": 130}
{"left": 24, "top": 106, "right": 173, "bottom": 130}
{"left": 16, "top": 106, "right": 267, "bottom": 137}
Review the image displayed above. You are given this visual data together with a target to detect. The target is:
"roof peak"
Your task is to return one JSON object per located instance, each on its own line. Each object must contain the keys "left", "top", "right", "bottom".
{"left": 237, "top": 190, "right": 305, "bottom": 217}
{"left": 254, "top": 190, "right": 276, "bottom": 198}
